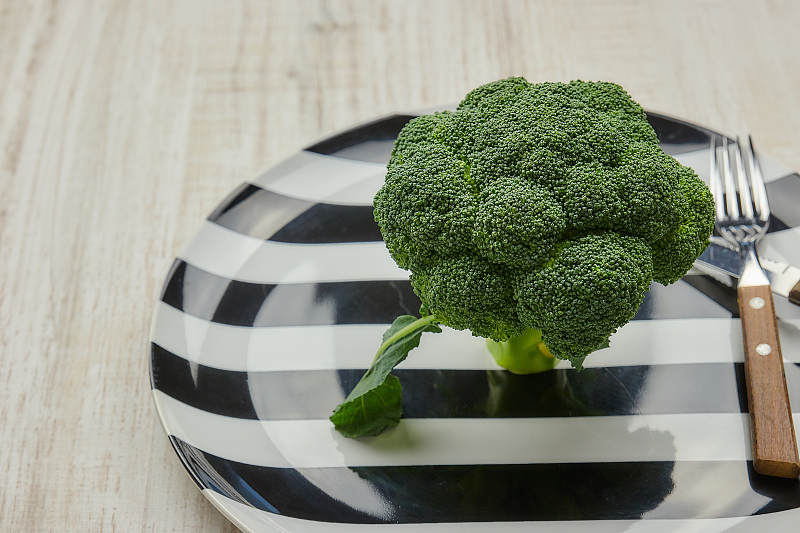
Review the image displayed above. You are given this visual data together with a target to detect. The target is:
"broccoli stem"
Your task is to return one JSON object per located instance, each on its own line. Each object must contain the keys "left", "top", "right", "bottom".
{"left": 485, "top": 328, "right": 558, "bottom": 374}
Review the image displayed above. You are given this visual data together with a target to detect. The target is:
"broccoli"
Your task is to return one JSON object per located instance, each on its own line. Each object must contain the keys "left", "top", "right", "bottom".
{"left": 331, "top": 78, "right": 715, "bottom": 438}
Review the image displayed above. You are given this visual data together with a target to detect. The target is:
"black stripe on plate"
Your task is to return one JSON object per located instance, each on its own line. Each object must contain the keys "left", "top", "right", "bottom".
{"left": 162, "top": 261, "right": 735, "bottom": 327}
{"left": 208, "top": 183, "right": 381, "bottom": 243}
{"left": 646, "top": 112, "right": 712, "bottom": 155}
{"left": 171, "top": 436, "right": 800, "bottom": 522}
{"left": 269, "top": 202, "right": 381, "bottom": 243}
{"left": 305, "top": 114, "right": 417, "bottom": 159}
{"left": 160, "top": 260, "right": 420, "bottom": 326}
{"left": 151, "top": 343, "right": 258, "bottom": 419}
{"left": 151, "top": 343, "right": 800, "bottom": 421}
{"left": 154, "top": 343, "right": 793, "bottom": 420}
{"left": 768, "top": 215, "right": 791, "bottom": 233}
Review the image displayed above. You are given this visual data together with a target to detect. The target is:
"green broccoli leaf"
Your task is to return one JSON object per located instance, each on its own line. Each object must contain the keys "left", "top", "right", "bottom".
{"left": 330, "top": 315, "right": 441, "bottom": 438}
{"left": 329, "top": 375, "right": 403, "bottom": 438}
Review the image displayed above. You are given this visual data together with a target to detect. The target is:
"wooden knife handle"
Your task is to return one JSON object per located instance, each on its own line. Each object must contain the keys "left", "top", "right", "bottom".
{"left": 790, "top": 279, "right": 800, "bottom": 306}
{"left": 739, "top": 284, "right": 800, "bottom": 478}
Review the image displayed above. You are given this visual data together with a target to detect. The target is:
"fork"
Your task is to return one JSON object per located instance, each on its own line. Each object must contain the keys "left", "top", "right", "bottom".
{"left": 711, "top": 136, "right": 800, "bottom": 478}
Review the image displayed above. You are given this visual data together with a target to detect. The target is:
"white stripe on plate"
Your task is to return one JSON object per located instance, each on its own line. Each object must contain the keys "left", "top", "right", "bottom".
{"left": 178, "top": 221, "right": 406, "bottom": 284}
{"left": 251, "top": 151, "right": 385, "bottom": 206}
{"left": 151, "top": 302, "right": 800, "bottom": 372}
{"left": 204, "top": 489, "right": 800, "bottom": 533}
{"left": 760, "top": 227, "right": 800, "bottom": 268}
{"left": 154, "top": 390, "right": 800, "bottom": 468}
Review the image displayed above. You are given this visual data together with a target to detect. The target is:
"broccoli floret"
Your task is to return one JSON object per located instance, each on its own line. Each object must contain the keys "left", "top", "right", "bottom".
{"left": 410, "top": 255, "right": 522, "bottom": 341}
{"left": 651, "top": 164, "right": 716, "bottom": 284}
{"left": 515, "top": 233, "right": 654, "bottom": 368}
{"left": 332, "top": 78, "right": 716, "bottom": 438}
{"left": 374, "top": 77, "right": 715, "bottom": 365}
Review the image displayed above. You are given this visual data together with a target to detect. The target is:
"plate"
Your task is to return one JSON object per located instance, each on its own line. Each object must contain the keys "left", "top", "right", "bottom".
{"left": 150, "top": 111, "right": 800, "bottom": 532}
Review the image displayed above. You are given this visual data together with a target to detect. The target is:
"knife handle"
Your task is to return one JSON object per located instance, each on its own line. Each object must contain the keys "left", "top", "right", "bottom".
{"left": 739, "top": 284, "right": 800, "bottom": 478}
{"left": 790, "top": 280, "right": 800, "bottom": 305}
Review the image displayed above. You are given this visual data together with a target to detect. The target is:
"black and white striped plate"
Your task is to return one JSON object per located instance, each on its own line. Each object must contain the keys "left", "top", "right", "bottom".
{"left": 151, "top": 111, "right": 800, "bottom": 532}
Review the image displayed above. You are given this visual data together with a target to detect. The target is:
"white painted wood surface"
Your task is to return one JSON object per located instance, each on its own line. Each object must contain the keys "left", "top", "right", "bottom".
{"left": 3, "top": 0, "right": 800, "bottom": 530}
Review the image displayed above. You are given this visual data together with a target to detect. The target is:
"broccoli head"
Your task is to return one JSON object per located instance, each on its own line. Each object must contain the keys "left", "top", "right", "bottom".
{"left": 374, "top": 77, "right": 714, "bottom": 368}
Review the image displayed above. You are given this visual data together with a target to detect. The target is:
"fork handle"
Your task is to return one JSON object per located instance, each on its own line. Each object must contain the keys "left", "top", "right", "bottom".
{"left": 739, "top": 284, "right": 800, "bottom": 478}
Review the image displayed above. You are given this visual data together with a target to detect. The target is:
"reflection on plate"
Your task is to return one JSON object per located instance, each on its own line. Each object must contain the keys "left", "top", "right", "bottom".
{"left": 150, "top": 111, "right": 800, "bottom": 532}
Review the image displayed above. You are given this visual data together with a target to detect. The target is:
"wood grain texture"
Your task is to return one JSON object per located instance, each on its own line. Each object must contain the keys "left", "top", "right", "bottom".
{"left": 739, "top": 285, "right": 800, "bottom": 478}
{"left": 4, "top": 0, "right": 800, "bottom": 530}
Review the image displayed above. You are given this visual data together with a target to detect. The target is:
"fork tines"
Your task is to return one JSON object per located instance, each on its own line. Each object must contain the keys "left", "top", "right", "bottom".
{"left": 710, "top": 135, "right": 770, "bottom": 239}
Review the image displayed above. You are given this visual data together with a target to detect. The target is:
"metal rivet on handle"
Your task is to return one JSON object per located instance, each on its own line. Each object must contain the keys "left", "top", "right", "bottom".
{"left": 749, "top": 297, "right": 765, "bottom": 309}
{"left": 756, "top": 343, "right": 772, "bottom": 356}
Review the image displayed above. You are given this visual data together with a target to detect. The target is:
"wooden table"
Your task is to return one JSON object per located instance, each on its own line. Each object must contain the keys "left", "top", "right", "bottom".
{"left": 3, "top": 0, "right": 800, "bottom": 530}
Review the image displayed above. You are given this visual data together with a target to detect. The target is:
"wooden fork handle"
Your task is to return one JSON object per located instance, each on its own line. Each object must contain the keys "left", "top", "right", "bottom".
{"left": 739, "top": 284, "right": 800, "bottom": 478}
